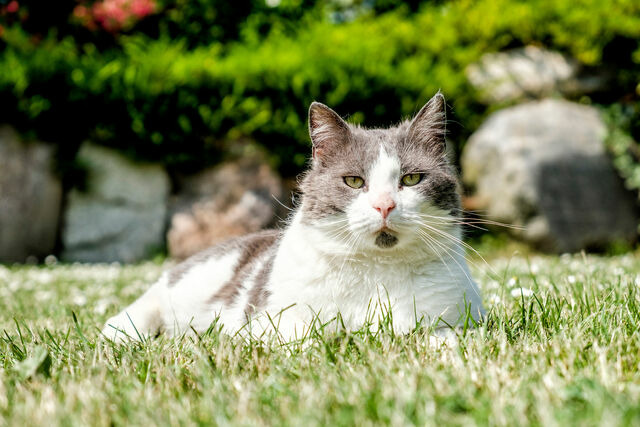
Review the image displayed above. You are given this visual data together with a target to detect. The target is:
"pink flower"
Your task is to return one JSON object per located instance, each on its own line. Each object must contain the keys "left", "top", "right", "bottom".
{"left": 88, "top": 0, "right": 156, "bottom": 32}
{"left": 73, "top": 5, "right": 88, "bottom": 18}
{"left": 7, "top": 1, "right": 19, "bottom": 13}
{"left": 130, "top": 0, "right": 155, "bottom": 18}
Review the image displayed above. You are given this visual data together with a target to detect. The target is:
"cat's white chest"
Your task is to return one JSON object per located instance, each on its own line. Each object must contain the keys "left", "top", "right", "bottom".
{"left": 318, "top": 261, "right": 429, "bottom": 327}
{"left": 261, "top": 217, "right": 480, "bottom": 338}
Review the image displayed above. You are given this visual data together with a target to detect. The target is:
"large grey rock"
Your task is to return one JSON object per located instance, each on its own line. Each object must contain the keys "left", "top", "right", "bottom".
{"left": 167, "top": 156, "right": 287, "bottom": 260}
{"left": 62, "top": 144, "right": 170, "bottom": 262}
{"left": 0, "top": 126, "right": 62, "bottom": 263}
{"left": 462, "top": 99, "right": 638, "bottom": 252}
{"left": 466, "top": 46, "right": 607, "bottom": 104}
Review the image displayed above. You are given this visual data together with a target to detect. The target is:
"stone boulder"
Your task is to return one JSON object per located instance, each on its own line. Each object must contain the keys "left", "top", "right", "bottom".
{"left": 62, "top": 143, "right": 170, "bottom": 263}
{"left": 0, "top": 126, "right": 62, "bottom": 263}
{"left": 462, "top": 99, "right": 638, "bottom": 253}
{"left": 168, "top": 156, "right": 287, "bottom": 260}
{"left": 466, "top": 46, "right": 607, "bottom": 104}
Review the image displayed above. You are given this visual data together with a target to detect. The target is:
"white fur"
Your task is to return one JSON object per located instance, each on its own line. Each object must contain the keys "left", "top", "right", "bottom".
{"left": 102, "top": 148, "right": 484, "bottom": 342}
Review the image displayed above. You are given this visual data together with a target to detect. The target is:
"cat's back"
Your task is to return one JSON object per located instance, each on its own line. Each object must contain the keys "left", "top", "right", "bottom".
{"left": 167, "top": 229, "right": 281, "bottom": 287}
{"left": 162, "top": 229, "right": 282, "bottom": 332}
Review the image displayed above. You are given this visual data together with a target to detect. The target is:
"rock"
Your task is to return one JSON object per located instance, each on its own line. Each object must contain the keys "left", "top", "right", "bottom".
{"left": 461, "top": 99, "right": 638, "bottom": 252}
{"left": 466, "top": 46, "right": 607, "bottom": 104}
{"left": 0, "top": 126, "right": 62, "bottom": 263}
{"left": 168, "top": 157, "right": 287, "bottom": 260}
{"left": 62, "top": 143, "right": 169, "bottom": 263}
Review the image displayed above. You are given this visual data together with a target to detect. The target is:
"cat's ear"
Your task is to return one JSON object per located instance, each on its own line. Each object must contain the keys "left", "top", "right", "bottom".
{"left": 308, "top": 102, "right": 351, "bottom": 162}
{"left": 407, "top": 92, "right": 446, "bottom": 154}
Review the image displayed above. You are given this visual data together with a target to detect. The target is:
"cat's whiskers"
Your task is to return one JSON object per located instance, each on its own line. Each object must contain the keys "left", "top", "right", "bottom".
{"left": 414, "top": 229, "right": 483, "bottom": 301}
{"left": 271, "top": 194, "right": 295, "bottom": 212}
{"left": 417, "top": 210, "right": 525, "bottom": 231}
{"left": 321, "top": 223, "right": 365, "bottom": 268}
{"left": 415, "top": 227, "right": 465, "bottom": 264}
{"left": 447, "top": 208, "right": 526, "bottom": 231}
{"left": 317, "top": 219, "right": 356, "bottom": 254}
{"left": 317, "top": 216, "right": 350, "bottom": 228}
{"left": 414, "top": 229, "right": 454, "bottom": 276}
{"left": 410, "top": 213, "right": 480, "bottom": 250}
{"left": 337, "top": 234, "right": 363, "bottom": 272}
{"left": 324, "top": 237, "right": 356, "bottom": 265}
{"left": 331, "top": 232, "right": 365, "bottom": 291}
{"left": 404, "top": 212, "right": 488, "bottom": 271}
{"left": 407, "top": 214, "right": 457, "bottom": 228}
{"left": 410, "top": 213, "right": 492, "bottom": 234}
{"left": 416, "top": 232, "right": 475, "bottom": 297}
{"left": 414, "top": 219, "right": 498, "bottom": 277}
{"left": 322, "top": 222, "right": 351, "bottom": 239}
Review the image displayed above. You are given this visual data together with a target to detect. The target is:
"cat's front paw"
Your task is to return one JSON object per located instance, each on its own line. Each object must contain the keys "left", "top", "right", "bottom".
{"left": 427, "top": 328, "right": 460, "bottom": 348}
{"left": 101, "top": 312, "right": 147, "bottom": 343}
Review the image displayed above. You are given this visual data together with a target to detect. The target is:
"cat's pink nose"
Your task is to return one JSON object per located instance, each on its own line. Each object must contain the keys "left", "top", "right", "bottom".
{"left": 373, "top": 196, "right": 396, "bottom": 219}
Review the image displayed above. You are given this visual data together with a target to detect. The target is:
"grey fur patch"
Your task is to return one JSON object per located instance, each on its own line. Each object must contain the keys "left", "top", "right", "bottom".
{"left": 375, "top": 231, "right": 399, "bottom": 248}
{"left": 167, "top": 244, "right": 227, "bottom": 287}
{"left": 209, "top": 230, "right": 281, "bottom": 305}
{"left": 414, "top": 172, "right": 461, "bottom": 213}
{"left": 245, "top": 250, "right": 276, "bottom": 315}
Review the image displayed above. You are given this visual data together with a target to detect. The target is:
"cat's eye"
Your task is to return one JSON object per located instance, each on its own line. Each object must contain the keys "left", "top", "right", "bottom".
{"left": 401, "top": 173, "right": 423, "bottom": 186}
{"left": 344, "top": 176, "right": 365, "bottom": 189}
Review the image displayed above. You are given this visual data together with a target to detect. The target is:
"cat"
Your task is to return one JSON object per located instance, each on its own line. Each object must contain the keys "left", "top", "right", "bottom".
{"left": 102, "top": 93, "right": 485, "bottom": 342}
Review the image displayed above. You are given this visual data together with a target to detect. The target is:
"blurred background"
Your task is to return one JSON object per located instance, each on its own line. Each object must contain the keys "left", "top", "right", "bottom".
{"left": 1, "top": 0, "right": 639, "bottom": 264}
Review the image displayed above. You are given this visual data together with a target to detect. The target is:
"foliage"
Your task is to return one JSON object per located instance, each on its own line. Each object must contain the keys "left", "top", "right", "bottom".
{"left": 1, "top": 0, "right": 640, "bottom": 174}
{"left": 2, "top": 251, "right": 640, "bottom": 424}
{"left": 605, "top": 102, "right": 640, "bottom": 202}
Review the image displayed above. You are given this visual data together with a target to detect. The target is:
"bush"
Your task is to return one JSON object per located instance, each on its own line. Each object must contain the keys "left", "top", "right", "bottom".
{"left": 605, "top": 102, "right": 640, "bottom": 201}
{"left": 1, "top": 0, "right": 640, "bottom": 175}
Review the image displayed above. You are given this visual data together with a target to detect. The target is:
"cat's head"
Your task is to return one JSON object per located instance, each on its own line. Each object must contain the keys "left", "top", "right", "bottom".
{"left": 299, "top": 93, "right": 461, "bottom": 256}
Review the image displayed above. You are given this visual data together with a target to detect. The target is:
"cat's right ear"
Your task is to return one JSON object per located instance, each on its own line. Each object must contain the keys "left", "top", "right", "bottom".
{"left": 407, "top": 92, "right": 446, "bottom": 155}
{"left": 308, "top": 102, "right": 350, "bottom": 163}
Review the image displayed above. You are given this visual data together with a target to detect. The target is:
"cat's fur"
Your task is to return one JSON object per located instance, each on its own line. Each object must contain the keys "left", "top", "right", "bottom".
{"left": 102, "top": 93, "right": 485, "bottom": 342}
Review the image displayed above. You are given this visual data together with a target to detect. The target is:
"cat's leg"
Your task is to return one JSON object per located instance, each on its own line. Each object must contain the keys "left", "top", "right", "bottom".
{"left": 101, "top": 275, "right": 168, "bottom": 342}
{"left": 428, "top": 327, "right": 460, "bottom": 347}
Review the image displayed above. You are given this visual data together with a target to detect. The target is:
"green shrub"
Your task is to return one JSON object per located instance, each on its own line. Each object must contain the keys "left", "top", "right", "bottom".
{"left": 605, "top": 102, "right": 640, "bottom": 200}
{"left": 1, "top": 0, "right": 640, "bottom": 175}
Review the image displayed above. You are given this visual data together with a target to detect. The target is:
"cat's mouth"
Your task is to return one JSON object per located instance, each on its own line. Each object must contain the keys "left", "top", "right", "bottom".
{"left": 374, "top": 229, "right": 398, "bottom": 248}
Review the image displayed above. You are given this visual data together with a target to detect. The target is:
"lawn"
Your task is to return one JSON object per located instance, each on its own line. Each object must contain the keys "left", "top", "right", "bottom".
{"left": 1, "top": 248, "right": 640, "bottom": 426}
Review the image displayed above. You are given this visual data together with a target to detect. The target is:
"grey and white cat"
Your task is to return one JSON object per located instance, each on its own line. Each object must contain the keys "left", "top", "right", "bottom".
{"left": 102, "top": 93, "right": 485, "bottom": 342}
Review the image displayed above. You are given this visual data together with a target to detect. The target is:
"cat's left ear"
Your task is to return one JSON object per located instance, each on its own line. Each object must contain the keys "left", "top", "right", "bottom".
{"left": 407, "top": 92, "right": 446, "bottom": 154}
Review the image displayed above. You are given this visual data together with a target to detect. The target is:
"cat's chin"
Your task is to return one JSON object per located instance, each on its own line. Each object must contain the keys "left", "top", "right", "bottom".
{"left": 374, "top": 230, "right": 399, "bottom": 248}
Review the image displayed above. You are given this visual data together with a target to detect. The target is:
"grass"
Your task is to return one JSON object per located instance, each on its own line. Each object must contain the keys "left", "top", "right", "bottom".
{"left": 1, "top": 248, "right": 640, "bottom": 426}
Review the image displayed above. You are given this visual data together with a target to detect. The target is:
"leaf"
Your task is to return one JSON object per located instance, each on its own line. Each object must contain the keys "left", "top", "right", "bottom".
{"left": 14, "top": 346, "right": 52, "bottom": 380}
